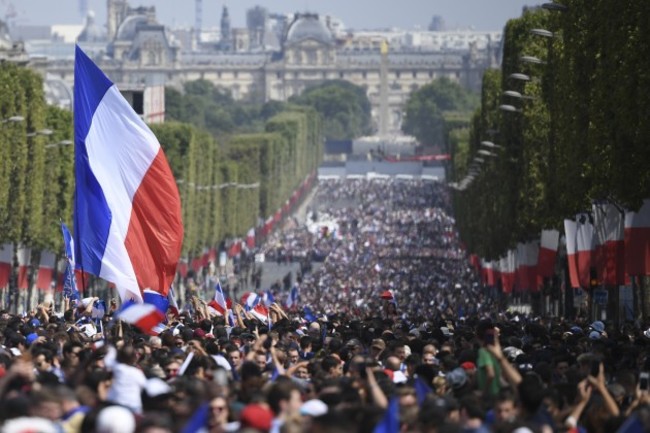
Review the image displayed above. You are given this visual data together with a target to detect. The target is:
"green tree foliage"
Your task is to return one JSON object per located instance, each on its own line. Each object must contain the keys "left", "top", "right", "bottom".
{"left": 151, "top": 105, "right": 322, "bottom": 258}
{"left": 0, "top": 66, "right": 323, "bottom": 263}
{"left": 455, "top": 1, "right": 650, "bottom": 260}
{"left": 402, "top": 78, "right": 479, "bottom": 148}
{"left": 289, "top": 80, "right": 372, "bottom": 140}
{"left": 165, "top": 80, "right": 263, "bottom": 137}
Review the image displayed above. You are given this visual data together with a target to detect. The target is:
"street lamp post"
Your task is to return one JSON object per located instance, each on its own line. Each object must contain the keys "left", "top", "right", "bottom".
{"left": 530, "top": 28, "right": 554, "bottom": 38}
{"left": 481, "top": 141, "right": 502, "bottom": 149}
{"left": 521, "top": 55, "right": 546, "bottom": 65}
{"left": 499, "top": 104, "right": 522, "bottom": 113}
{"left": 509, "top": 73, "right": 531, "bottom": 82}
{"left": 504, "top": 90, "right": 535, "bottom": 101}
{"left": 1, "top": 116, "right": 24, "bottom": 124}
{"left": 44, "top": 140, "right": 73, "bottom": 149}
{"left": 26, "top": 128, "right": 53, "bottom": 138}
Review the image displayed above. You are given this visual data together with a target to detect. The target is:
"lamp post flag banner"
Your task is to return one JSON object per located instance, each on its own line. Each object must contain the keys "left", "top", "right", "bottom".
{"left": 564, "top": 219, "right": 580, "bottom": 289}
{"left": 73, "top": 46, "right": 183, "bottom": 302}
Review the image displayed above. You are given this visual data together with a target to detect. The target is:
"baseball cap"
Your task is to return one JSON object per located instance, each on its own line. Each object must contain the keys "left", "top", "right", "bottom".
{"left": 460, "top": 361, "right": 476, "bottom": 371}
{"left": 300, "top": 399, "right": 328, "bottom": 417}
{"left": 240, "top": 403, "right": 273, "bottom": 431}
{"left": 26, "top": 333, "right": 39, "bottom": 346}
{"left": 589, "top": 321, "right": 605, "bottom": 334}
{"left": 371, "top": 339, "right": 386, "bottom": 350}
{"left": 96, "top": 406, "right": 136, "bottom": 433}
{"left": 445, "top": 367, "right": 467, "bottom": 390}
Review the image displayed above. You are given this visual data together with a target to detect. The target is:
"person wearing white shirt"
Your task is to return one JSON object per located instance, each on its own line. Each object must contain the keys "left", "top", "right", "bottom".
{"left": 104, "top": 345, "right": 147, "bottom": 414}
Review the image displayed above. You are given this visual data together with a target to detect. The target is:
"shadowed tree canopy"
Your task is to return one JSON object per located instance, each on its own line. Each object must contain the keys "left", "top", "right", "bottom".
{"left": 289, "top": 80, "right": 372, "bottom": 140}
{"left": 402, "top": 77, "right": 479, "bottom": 148}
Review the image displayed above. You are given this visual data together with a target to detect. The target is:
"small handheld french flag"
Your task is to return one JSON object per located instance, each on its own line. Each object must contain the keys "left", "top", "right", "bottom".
{"left": 286, "top": 286, "right": 299, "bottom": 309}
{"left": 262, "top": 290, "right": 275, "bottom": 306}
{"left": 117, "top": 300, "right": 166, "bottom": 335}
{"left": 208, "top": 280, "right": 228, "bottom": 316}
{"left": 61, "top": 222, "right": 80, "bottom": 304}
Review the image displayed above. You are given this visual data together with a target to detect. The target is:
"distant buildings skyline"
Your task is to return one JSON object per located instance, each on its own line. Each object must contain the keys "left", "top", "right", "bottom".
{"left": 6, "top": 0, "right": 534, "bottom": 33}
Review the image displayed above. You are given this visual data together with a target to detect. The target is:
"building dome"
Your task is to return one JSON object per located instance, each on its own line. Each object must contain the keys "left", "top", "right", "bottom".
{"left": 78, "top": 11, "right": 106, "bottom": 42}
{"left": 285, "top": 13, "right": 333, "bottom": 45}
{"left": 115, "top": 15, "right": 148, "bottom": 41}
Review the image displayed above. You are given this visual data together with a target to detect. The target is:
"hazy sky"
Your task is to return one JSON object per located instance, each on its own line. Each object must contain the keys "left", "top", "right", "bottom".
{"left": 9, "top": 0, "right": 537, "bottom": 31}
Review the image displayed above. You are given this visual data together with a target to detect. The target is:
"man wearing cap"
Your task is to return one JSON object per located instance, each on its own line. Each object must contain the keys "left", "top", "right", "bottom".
{"left": 370, "top": 338, "right": 386, "bottom": 363}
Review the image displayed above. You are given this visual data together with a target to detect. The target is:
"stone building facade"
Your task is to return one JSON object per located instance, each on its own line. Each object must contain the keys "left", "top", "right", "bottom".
{"left": 32, "top": 2, "right": 501, "bottom": 133}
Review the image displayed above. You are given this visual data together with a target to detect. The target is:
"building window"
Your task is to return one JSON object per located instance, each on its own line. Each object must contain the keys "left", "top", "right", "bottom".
{"left": 412, "top": 71, "right": 417, "bottom": 78}
{"left": 429, "top": 71, "right": 433, "bottom": 78}
{"left": 234, "top": 71, "right": 239, "bottom": 78}
{"left": 395, "top": 71, "right": 401, "bottom": 79}
{"left": 277, "top": 72, "right": 282, "bottom": 79}
{"left": 362, "top": 71, "right": 367, "bottom": 79}
{"left": 339, "top": 72, "right": 344, "bottom": 79}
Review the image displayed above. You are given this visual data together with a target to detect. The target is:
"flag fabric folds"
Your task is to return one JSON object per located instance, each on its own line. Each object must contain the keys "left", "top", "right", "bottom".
{"left": 624, "top": 199, "right": 650, "bottom": 276}
{"left": 16, "top": 245, "right": 31, "bottom": 290}
{"left": 576, "top": 214, "right": 596, "bottom": 288}
{"left": 117, "top": 301, "right": 166, "bottom": 336}
{"left": 564, "top": 219, "right": 580, "bottom": 288}
{"left": 181, "top": 402, "right": 209, "bottom": 433}
{"left": 286, "top": 286, "right": 299, "bottom": 308}
{"left": 208, "top": 280, "right": 228, "bottom": 316}
{"left": 167, "top": 285, "right": 180, "bottom": 318}
{"left": 61, "top": 223, "right": 81, "bottom": 303}
{"left": 246, "top": 227, "right": 255, "bottom": 249}
{"left": 500, "top": 250, "right": 516, "bottom": 294}
{"left": 0, "top": 244, "right": 13, "bottom": 289}
{"left": 142, "top": 289, "right": 170, "bottom": 316}
{"left": 73, "top": 46, "right": 183, "bottom": 303}
{"left": 537, "top": 229, "right": 559, "bottom": 278}
{"left": 373, "top": 398, "right": 400, "bottom": 433}
{"left": 593, "top": 203, "right": 625, "bottom": 285}
{"left": 262, "top": 290, "right": 275, "bottom": 307}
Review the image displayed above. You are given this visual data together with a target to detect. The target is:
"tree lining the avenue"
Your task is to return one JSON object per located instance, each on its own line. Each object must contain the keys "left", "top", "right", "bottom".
{"left": 0, "top": 66, "right": 323, "bottom": 261}
{"left": 443, "top": 2, "right": 650, "bottom": 259}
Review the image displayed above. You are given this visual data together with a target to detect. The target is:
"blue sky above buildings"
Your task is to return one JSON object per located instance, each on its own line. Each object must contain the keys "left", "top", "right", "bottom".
{"left": 12, "top": 0, "right": 536, "bottom": 31}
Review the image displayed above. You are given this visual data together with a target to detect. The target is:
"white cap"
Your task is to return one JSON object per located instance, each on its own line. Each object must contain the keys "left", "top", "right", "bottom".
{"left": 96, "top": 406, "right": 135, "bottom": 433}
{"left": 144, "top": 378, "right": 172, "bottom": 397}
{"left": 392, "top": 370, "right": 408, "bottom": 384}
{"left": 300, "top": 399, "right": 328, "bottom": 417}
{"left": 1, "top": 417, "right": 58, "bottom": 433}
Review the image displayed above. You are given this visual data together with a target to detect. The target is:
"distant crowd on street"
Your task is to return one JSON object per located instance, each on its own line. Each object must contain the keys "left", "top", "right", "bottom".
{"left": 0, "top": 178, "right": 649, "bottom": 433}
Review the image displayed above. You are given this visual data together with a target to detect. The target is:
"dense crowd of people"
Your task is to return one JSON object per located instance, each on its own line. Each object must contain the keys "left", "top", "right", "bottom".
{"left": 0, "top": 178, "right": 649, "bottom": 433}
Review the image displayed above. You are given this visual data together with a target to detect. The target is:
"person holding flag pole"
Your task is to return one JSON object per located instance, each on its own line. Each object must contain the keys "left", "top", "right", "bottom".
{"left": 60, "top": 222, "right": 81, "bottom": 309}
{"left": 72, "top": 45, "right": 183, "bottom": 308}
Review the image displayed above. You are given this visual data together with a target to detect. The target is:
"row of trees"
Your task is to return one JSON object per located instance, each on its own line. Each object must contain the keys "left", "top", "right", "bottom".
{"left": 151, "top": 106, "right": 323, "bottom": 257}
{"left": 454, "top": 2, "right": 650, "bottom": 259}
{"left": 0, "top": 63, "right": 323, "bottom": 261}
{"left": 0, "top": 63, "right": 74, "bottom": 253}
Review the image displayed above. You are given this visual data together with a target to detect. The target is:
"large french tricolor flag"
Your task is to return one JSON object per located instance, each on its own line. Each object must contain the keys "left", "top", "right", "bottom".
{"left": 73, "top": 46, "right": 183, "bottom": 302}
{"left": 624, "top": 199, "right": 650, "bottom": 276}
{"left": 564, "top": 219, "right": 580, "bottom": 288}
